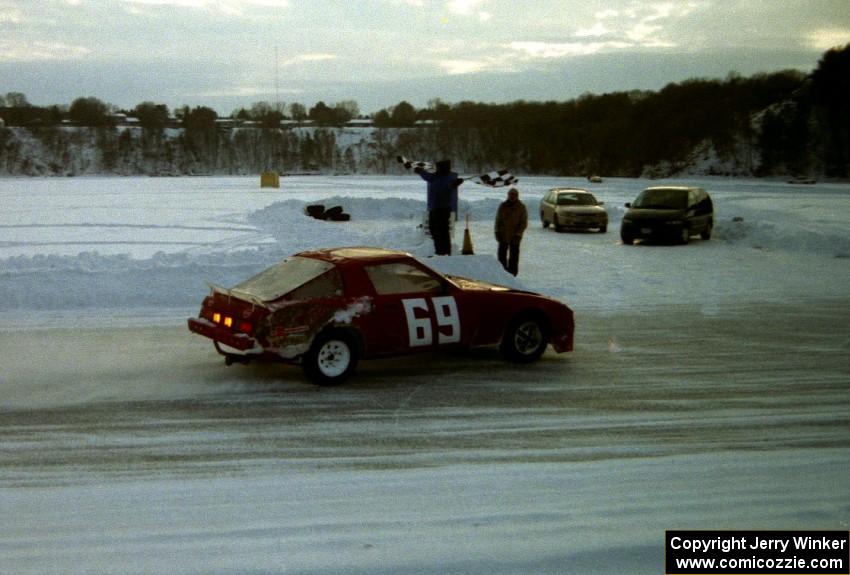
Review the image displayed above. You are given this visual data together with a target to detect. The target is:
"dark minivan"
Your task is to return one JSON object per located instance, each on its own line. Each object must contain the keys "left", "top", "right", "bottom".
{"left": 620, "top": 186, "right": 713, "bottom": 245}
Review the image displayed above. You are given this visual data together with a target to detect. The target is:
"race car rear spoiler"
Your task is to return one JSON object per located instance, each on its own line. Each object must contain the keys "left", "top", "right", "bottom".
{"left": 207, "top": 283, "right": 267, "bottom": 308}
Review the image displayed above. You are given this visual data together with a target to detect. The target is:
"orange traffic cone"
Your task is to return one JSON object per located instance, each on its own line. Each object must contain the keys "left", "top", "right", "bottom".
{"left": 461, "top": 213, "right": 474, "bottom": 255}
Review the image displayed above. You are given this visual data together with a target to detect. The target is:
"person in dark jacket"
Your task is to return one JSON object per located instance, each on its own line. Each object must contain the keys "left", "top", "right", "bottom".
{"left": 415, "top": 159, "right": 463, "bottom": 255}
{"left": 494, "top": 187, "right": 528, "bottom": 276}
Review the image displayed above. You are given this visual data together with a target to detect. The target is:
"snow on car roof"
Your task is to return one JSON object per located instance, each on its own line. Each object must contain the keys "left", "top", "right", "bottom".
{"left": 550, "top": 187, "right": 591, "bottom": 193}
{"left": 298, "top": 247, "right": 414, "bottom": 263}
{"left": 644, "top": 185, "right": 704, "bottom": 192}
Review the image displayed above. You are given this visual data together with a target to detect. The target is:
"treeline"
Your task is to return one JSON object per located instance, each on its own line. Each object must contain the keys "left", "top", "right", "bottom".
{"left": 1, "top": 44, "right": 848, "bottom": 178}
{"left": 421, "top": 71, "right": 804, "bottom": 177}
{"left": 0, "top": 95, "right": 362, "bottom": 129}
{"left": 380, "top": 44, "right": 849, "bottom": 178}
{"left": 406, "top": 43, "right": 848, "bottom": 178}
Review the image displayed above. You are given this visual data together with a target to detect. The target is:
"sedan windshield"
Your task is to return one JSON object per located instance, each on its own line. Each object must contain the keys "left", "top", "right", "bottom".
{"left": 557, "top": 193, "right": 597, "bottom": 206}
{"left": 231, "top": 256, "right": 336, "bottom": 302}
{"left": 632, "top": 189, "right": 687, "bottom": 209}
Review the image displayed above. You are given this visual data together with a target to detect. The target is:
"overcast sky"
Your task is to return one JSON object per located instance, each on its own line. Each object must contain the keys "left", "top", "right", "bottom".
{"left": 2, "top": 0, "right": 849, "bottom": 115}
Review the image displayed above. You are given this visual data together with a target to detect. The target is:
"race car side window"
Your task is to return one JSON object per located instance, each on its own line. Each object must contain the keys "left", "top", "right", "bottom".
{"left": 365, "top": 263, "right": 443, "bottom": 295}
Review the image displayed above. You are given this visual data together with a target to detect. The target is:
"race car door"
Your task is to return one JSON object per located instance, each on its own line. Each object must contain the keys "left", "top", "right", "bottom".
{"left": 361, "top": 262, "right": 462, "bottom": 356}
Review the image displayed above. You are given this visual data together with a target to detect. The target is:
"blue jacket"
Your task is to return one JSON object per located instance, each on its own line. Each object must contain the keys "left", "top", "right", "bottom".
{"left": 417, "top": 169, "right": 460, "bottom": 212}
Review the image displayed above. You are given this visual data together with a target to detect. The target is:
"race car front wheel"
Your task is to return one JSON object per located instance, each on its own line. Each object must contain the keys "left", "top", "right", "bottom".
{"left": 500, "top": 313, "right": 549, "bottom": 363}
{"left": 303, "top": 329, "right": 359, "bottom": 385}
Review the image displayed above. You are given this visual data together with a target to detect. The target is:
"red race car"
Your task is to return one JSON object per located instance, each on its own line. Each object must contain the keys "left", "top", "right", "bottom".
{"left": 188, "top": 247, "right": 574, "bottom": 384}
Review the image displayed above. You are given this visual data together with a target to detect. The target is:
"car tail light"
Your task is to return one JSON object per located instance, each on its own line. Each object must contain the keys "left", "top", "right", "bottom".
{"left": 209, "top": 310, "right": 253, "bottom": 334}
{"left": 206, "top": 305, "right": 255, "bottom": 335}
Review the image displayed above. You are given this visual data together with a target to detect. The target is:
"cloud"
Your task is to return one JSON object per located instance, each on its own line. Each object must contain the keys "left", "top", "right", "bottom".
{"left": 120, "top": 0, "right": 207, "bottom": 6}
{"left": 575, "top": 1, "right": 700, "bottom": 50}
{"left": 806, "top": 27, "right": 850, "bottom": 51}
{"left": 626, "top": 21, "right": 664, "bottom": 44}
{"left": 439, "top": 59, "right": 489, "bottom": 75}
{"left": 445, "top": 0, "right": 483, "bottom": 16}
{"left": 508, "top": 40, "right": 631, "bottom": 59}
{"left": 574, "top": 22, "right": 611, "bottom": 38}
{"left": 118, "top": 0, "right": 289, "bottom": 13}
{"left": 445, "top": 0, "right": 490, "bottom": 21}
{"left": 0, "top": 40, "right": 91, "bottom": 61}
{"left": 196, "top": 84, "right": 304, "bottom": 98}
{"left": 595, "top": 9, "right": 619, "bottom": 19}
{"left": 281, "top": 53, "right": 337, "bottom": 67}
{"left": 0, "top": 7, "right": 23, "bottom": 24}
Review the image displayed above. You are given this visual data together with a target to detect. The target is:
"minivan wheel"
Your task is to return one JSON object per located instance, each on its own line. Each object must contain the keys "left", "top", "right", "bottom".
{"left": 620, "top": 231, "right": 634, "bottom": 245}
{"left": 701, "top": 223, "right": 713, "bottom": 240}
{"left": 679, "top": 226, "right": 690, "bottom": 245}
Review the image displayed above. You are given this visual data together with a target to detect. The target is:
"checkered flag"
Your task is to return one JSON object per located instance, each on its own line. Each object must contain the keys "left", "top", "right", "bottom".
{"left": 396, "top": 155, "right": 518, "bottom": 188}
{"left": 471, "top": 169, "right": 519, "bottom": 188}
{"left": 396, "top": 155, "right": 433, "bottom": 172}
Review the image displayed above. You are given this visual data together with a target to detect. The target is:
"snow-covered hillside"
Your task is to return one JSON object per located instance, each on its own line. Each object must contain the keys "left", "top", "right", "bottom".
{"left": 0, "top": 124, "right": 769, "bottom": 178}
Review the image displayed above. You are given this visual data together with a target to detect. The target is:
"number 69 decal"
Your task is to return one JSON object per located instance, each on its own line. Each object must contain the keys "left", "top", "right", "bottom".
{"left": 402, "top": 296, "right": 461, "bottom": 347}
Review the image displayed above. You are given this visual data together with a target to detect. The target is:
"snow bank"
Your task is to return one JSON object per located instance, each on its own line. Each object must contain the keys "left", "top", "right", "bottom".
{"left": 0, "top": 175, "right": 848, "bottom": 323}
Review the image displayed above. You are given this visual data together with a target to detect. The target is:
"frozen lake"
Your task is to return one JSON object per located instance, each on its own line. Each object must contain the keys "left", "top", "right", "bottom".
{"left": 0, "top": 175, "right": 848, "bottom": 574}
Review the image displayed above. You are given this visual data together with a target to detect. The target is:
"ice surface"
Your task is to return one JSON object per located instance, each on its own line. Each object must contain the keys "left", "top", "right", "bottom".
{"left": 0, "top": 175, "right": 848, "bottom": 574}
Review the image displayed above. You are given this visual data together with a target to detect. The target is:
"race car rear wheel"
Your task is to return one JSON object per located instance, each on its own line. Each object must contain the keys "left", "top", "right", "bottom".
{"left": 303, "top": 329, "right": 359, "bottom": 385}
{"left": 500, "top": 313, "right": 550, "bottom": 363}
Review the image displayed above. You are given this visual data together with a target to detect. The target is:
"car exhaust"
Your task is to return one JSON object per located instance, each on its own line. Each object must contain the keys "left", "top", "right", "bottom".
{"left": 224, "top": 354, "right": 250, "bottom": 366}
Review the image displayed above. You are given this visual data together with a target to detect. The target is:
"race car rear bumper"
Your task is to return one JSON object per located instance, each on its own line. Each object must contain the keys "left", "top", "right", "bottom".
{"left": 187, "top": 317, "right": 257, "bottom": 351}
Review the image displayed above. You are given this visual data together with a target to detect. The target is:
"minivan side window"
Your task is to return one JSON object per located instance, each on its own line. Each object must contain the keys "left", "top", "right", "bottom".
{"left": 688, "top": 190, "right": 698, "bottom": 208}
{"left": 699, "top": 193, "right": 713, "bottom": 215}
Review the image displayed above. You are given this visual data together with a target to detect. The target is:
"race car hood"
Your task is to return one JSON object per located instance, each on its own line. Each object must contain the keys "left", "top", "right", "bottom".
{"left": 447, "top": 274, "right": 532, "bottom": 294}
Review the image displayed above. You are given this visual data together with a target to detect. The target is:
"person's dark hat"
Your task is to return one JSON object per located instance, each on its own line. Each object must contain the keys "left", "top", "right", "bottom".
{"left": 435, "top": 159, "right": 451, "bottom": 173}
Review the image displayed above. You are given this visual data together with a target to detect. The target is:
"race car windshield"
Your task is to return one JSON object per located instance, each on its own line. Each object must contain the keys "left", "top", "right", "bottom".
{"left": 632, "top": 189, "right": 688, "bottom": 209}
{"left": 230, "top": 256, "right": 335, "bottom": 302}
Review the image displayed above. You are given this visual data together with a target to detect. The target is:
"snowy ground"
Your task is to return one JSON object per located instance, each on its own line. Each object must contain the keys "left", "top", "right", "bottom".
{"left": 1, "top": 175, "right": 849, "bottom": 574}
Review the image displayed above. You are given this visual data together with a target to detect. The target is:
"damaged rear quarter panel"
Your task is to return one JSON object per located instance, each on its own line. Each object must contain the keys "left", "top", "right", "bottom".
{"left": 260, "top": 296, "right": 374, "bottom": 359}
